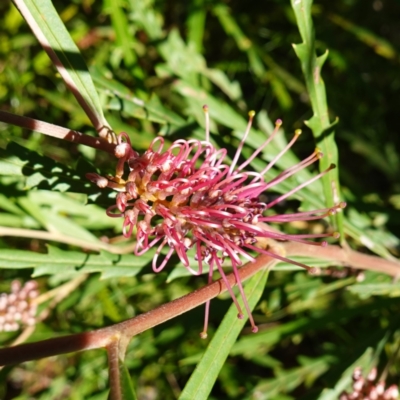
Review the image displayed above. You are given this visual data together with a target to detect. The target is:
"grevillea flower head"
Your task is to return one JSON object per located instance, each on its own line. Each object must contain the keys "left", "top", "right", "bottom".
{"left": 87, "top": 106, "right": 345, "bottom": 338}
{"left": 339, "top": 366, "right": 399, "bottom": 400}
{"left": 0, "top": 280, "right": 39, "bottom": 332}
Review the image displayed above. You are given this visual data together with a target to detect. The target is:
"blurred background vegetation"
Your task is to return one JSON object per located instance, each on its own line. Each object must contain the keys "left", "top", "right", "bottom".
{"left": 1, "top": 0, "right": 400, "bottom": 399}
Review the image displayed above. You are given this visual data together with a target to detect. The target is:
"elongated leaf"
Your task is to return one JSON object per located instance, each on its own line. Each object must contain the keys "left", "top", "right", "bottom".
{"left": 250, "top": 355, "right": 336, "bottom": 399}
{"left": 330, "top": 14, "right": 398, "bottom": 60}
{"left": 157, "top": 27, "right": 243, "bottom": 101}
{"left": 318, "top": 330, "right": 392, "bottom": 400}
{"left": 186, "top": 1, "right": 206, "bottom": 53}
{"left": 103, "top": 0, "right": 138, "bottom": 69}
{"left": 128, "top": 0, "right": 164, "bottom": 40}
{"left": 291, "top": 0, "right": 344, "bottom": 235}
{"left": 230, "top": 297, "right": 396, "bottom": 357}
{"left": 318, "top": 349, "right": 373, "bottom": 400}
{"left": 0, "top": 246, "right": 151, "bottom": 279}
{"left": 12, "top": 0, "right": 111, "bottom": 137}
{"left": 0, "top": 141, "right": 100, "bottom": 195}
{"left": 117, "top": 358, "right": 138, "bottom": 400}
{"left": 212, "top": 3, "right": 305, "bottom": 107}
{"left": 179, "top": 267, "right": 269, "bottom": 400}
{"left": 348, "top": 282, "right": 400, "bottom": 298}
{"left": 213, "top": 4, "right": 265, "bottom": 77}
{"left": 91, "top": 65, "right": 186, "bottom": 127}
{"left": 344, "top": 218, "right": 398, "bottom": 260}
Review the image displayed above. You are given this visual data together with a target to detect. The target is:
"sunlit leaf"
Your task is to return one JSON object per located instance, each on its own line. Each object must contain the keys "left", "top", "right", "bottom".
{"left": 12, "top": 0, "right": 111, "bottom": 136}
{"left": 179, "top": 268, "right": 269, "bottom": 400}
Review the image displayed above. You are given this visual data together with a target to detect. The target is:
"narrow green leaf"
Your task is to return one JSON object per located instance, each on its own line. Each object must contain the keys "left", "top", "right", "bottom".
{"left": 27, "top": 191, "right": 120, "bottom": 230}
{"left": 348, "top": 282, "right": 400, "bottom": 298}
{"left": 127, "top": 0, "right": 164, "bottom": 40}
{"left": 344, "top": 219, "right": 398, "bottom": 260}
{"left": 103, "top": 0, "right": 145, "bottom": 90}
{"left": 179, "top": 267, "right": 269, "bottom": 400}
{"left": 12, "top": 0, "right": 110, "bottom": 136}
{"left": 213, "top": 4, "right": 264, "bottom": 77}
{"left": 158, "top": 28, "right": 205, "bottom": 86}
{"left": 213, "top": 1, "right": 304, "bottom": 108}
{"left": 202, "top": 68, "right": 242, "bottom": 101}
{"left": 186, "top": 2, "right": 206, "bottom": 53}
{"left": 103, "top": 0, "right": 136, "bottom": 68}
{"left": 118, "top": 358, "right": 138, "bottom": 400}
{"left": 230, "top": 298, "right": 396, "bottom": 357}
{"left": 0, "top": 141, "right": 98, "bottom": 195}
{"left": 91, "top": 65, "right": 186, "bottom": 127}
{"left": 0, "top": 246, "right": 151, "bottom": 279}
{"left": 250, "top": 355, "right": 336, "bottom": 399}
{"left": 291, "top": 0, "right": 344, "bottom": 236}
{"left": 318, "top": 334, "right": 391, "bottom": 400}
{"left": 330, "top": 13, "right": 398, "bottom": 60}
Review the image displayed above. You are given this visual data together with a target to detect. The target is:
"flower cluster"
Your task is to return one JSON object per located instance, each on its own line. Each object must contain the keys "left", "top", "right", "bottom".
{"left": 0, "top": 280, "right": 39, "bottom": 332}
{"left": 87, "top": 107, "right": 344, "bottom": 337}
{"left": 340, "top": 367, "right": 399, "bottom": 400}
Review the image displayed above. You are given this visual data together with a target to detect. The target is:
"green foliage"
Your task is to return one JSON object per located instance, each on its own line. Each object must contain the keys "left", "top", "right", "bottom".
{"left": 12, "top": 0, "right": 110, "bottom": 134}
{"left": 0, "top": 0, "right": 400, "bottom": 399}
{"left": 291, "top": 0, "right": 342, "bottom": 234}
{"left": 117, "top": 357, "right": 138, "bottom": 400}
{"left": 180, "top": 268, "right": 269, "bottom": 400}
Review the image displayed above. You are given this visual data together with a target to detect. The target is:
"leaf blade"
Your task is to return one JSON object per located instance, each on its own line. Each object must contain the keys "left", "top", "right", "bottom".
{"left": 291, "top": 0, "right": 344, "bottom": 236}
{"left": 179, "top": 267, "right": 270, "bottom": 400}
{"left": 12, "top": 0, "right": 111, "bottom": 137}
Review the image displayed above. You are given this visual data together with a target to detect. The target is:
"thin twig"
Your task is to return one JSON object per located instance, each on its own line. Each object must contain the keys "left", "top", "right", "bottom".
{"left": 1, "top": 242, "right": 400, "bottom": 366}
{"left": 0, "top": 254, "right": 274, "bottom": 366}
{"left": 2, "top": 225, "right": 400, "bottom": 276}
{"left": 34, "top": 274, "right": 88, "bottom": 306}
{"left": 0, "top": 226, "right": 134, "bottom": 254}
{"left": 283, "top": 242, "right": 400, "bottom": 278}
{"left": 107, "top": 337, "right": 123, "bottom": 400}
{"left": 0, "top": 110, "right": 116, "bottom": 153}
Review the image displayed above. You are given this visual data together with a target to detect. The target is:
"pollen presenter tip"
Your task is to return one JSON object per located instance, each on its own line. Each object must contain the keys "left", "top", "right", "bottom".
{"left": 200, "top": 332, "right": 208, "bottom": 339}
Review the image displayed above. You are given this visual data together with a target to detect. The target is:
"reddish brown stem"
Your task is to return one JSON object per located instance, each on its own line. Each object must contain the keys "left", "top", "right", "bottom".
{"left": 284, "top": 242, "right": 400, "bottom": 278}
{"left": 0, "top": 110, "right": 116, "bottom": 153}
{"left": 1, "top": 244, "right": 399, "bottom": 367}
{"left": 107, "top": 336, "right": 125, "bottom": 400}
{"left": 0, "top": 254, "right": 273, "bottom": 366}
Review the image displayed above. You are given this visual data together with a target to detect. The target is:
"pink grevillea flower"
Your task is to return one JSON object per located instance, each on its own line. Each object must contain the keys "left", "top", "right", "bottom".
{"left": 340, "top": 366, "right": 399, "bottom": 400}
{"left": 87, "top": 106, "right": 345, "bottom": 338}
{"left": 0, "top": 280, "right": 39, "bottom": 332}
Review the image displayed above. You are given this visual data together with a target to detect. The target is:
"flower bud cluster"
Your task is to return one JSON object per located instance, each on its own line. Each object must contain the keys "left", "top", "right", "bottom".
{"left": 0, "top": 280, "right": 39, "bottom": 332}
{"left": 340, "top": 367, "right": 399, "bottom": 400}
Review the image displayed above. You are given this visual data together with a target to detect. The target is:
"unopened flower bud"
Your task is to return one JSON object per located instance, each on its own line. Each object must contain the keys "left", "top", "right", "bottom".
{"left": 116, "top": 193, "right": 127, "bottom": 212}
{"left": 86, "top": 173, "right": 109, "bottom": 188}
